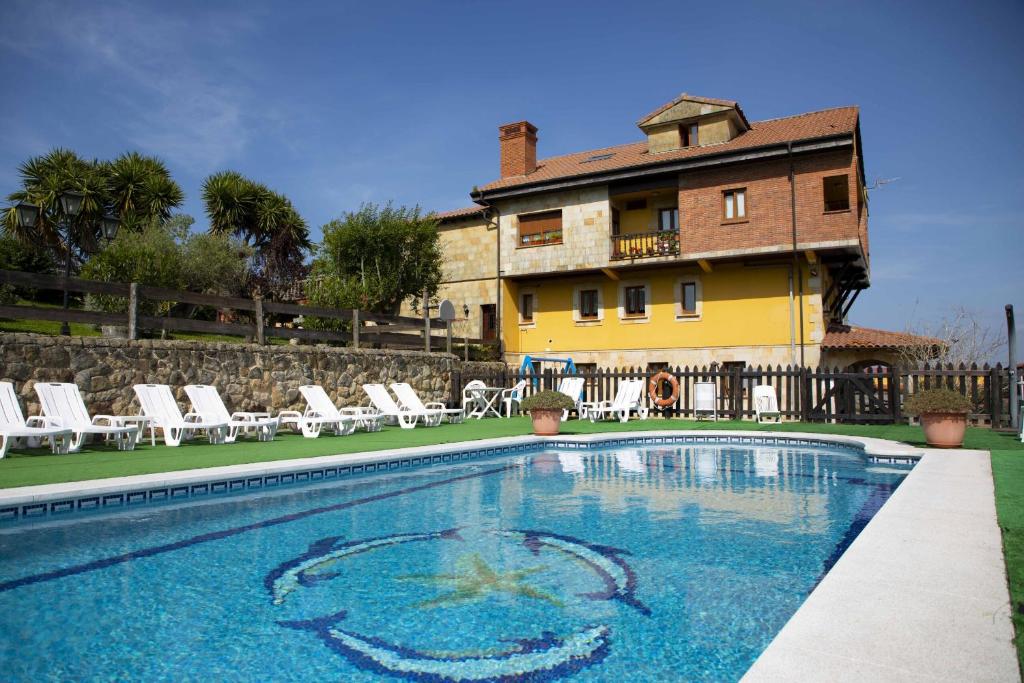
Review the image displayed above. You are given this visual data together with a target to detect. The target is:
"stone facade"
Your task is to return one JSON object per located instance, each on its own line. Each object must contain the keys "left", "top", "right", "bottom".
{"left": 0, "top": 334, "right": 502, "bottom": 417}
{"left": 499, "top": 186, "right": 616, "bottom": 277}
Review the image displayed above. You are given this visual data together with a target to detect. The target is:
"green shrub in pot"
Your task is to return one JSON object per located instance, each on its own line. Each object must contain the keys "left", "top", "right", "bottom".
{"left": 520, "top": 391, "right": 576, "bottom": 413}
{"left": 904, "top": 388, "right": 972, "bottom": 448}
{"left": 903, "top": 389, "right": 972, "bottom": 416}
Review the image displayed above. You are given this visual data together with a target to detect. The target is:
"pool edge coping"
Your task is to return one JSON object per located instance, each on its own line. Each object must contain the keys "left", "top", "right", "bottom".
{"left": 0, "top": 430, "right": 921, "bottom": 510}
{"left": 742, "top": 447, "right": 1020, "bottom": 682}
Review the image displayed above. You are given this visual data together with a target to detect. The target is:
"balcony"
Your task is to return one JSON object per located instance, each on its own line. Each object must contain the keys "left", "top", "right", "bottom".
{"left": 610, "top": 230, "right": 680, "bottom": 260}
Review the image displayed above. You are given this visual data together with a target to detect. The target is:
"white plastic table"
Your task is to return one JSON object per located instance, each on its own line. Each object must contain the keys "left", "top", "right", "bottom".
{"left": 466, "top": 386, "right": 504, "bottom": 419}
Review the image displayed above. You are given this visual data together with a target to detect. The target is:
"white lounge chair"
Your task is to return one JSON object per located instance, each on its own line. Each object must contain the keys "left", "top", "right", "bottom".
{"left": 583, "top": 379, "right": 649, "bottom": 423}
{"left": 694, "top": 381, "right": 718, "bottom": 421}
{"left": 0, "top": 382, "right": 72, "bottom": 458}
{"left": 502, "top": 380, "right": 527, "bottom": 417}
{"left": 364, "top": 383, "right": 423, "bottom": 429}
{"left": 557, "top": 376, "right": 586, "bottom": 420}
{"left": 390, "top": 383, "right": 465, "bottom": 425}
{"left": 278, "top": 385, "right": 361, "bottom": 438}
{"left": 133, "top": 384, "right": 229, "bottom": 447}
{"left": 753, "top": 385, "right": 782, "bottom": 424}
{"left": 34, "top": 382, "right": 139, "bottom": 452}
{"left": 184, "top": 385, "right": 280, "bottom": 443}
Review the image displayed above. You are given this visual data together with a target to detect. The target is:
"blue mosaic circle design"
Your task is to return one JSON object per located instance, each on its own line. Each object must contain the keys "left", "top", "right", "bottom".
{"left": 265, "top": 527, "right": 649, "bottom": 681}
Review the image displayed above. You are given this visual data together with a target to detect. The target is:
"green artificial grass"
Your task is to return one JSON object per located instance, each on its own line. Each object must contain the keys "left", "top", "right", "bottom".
{"left": 991, "top": 446, "right": 1024, "bottom": 675}
{"left": 3, "top": 416, "right": 1022, "bottom": 490}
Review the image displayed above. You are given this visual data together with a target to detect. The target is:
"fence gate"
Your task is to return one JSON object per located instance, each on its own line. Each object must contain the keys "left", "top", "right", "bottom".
{"left": 805, "top": 367, "right": 897, "bottom": 423}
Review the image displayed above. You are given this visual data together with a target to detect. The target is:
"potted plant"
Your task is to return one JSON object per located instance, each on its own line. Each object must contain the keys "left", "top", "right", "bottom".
{"left": 520, "top": 390, "right": 576, "bottom": 436}
{"left": 904, "top": 388, "right": 973, "bottom": 448}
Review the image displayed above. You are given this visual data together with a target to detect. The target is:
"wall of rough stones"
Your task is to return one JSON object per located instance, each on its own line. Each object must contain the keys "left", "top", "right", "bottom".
{"left": 0, "top": 334, "right": 505, "bottom": 417}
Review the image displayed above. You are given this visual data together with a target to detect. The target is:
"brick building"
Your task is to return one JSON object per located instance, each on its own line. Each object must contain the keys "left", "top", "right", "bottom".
{"left": 408, "top": 93, "right": 933, "bottom": 369}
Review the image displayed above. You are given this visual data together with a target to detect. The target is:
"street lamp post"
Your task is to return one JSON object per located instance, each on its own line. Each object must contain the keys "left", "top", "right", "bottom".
{"left": 462, "top": 303, "right": 470, "bottom": 362}
{"left": 13, "top": 193, "right": 120, "bottom": 336}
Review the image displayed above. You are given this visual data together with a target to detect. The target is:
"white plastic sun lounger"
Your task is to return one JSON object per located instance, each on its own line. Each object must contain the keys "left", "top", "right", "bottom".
{"left": 753, "top": 385, "right": 782, "bottom": 424}
{"left": 133, "top": 384, "right": 229, "bottom": 447}
{"left": 184, "top": 385, "right": 280, "bottom": 443}
{"left": 390, "top": 383, "right": 465, "bottom": 425}
{"left": 694, "top": 382, "right": 718, "bottom": 421}
{"left": 34, "top": 382, "right": 139, "bottom": 452}
{"left": 277, "top": 385, "right": 361, "bottom": 438}
{"left": 583, "top": 379, "right": 649, "bottom": 423}
{"left": 557, "top": 376, "right": 586, "bottom": 420}
{"left": 364, "top": 384, "right": 421, "bottom": 429}
{"left": 0, "top": 381, "right": 72, "bottom": 458}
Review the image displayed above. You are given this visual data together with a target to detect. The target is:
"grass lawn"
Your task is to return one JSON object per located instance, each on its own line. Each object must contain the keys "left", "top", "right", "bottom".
{"left": 991, "top": 445, "right": 1024, "bottom": 674}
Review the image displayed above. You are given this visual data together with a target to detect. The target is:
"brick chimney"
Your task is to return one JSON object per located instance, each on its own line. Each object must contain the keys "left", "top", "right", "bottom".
{"left": 499, "top": 121, "right": 538, "bottom": 178}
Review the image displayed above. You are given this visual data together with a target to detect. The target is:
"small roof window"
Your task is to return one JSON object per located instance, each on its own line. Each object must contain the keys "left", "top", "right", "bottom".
{"left": 582, "top": 152, "right": 615, "bottom": 163}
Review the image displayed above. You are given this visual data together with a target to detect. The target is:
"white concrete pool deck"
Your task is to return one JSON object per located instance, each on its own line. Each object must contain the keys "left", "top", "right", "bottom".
{"left": 744, "top": 447, "right": 1019, "bottom": 682}
{"left": 0, "top": 430, "right": 1017, "bottom": 680}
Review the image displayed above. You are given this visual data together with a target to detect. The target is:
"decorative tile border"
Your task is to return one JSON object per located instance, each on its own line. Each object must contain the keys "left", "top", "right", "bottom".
{"left": 0, "top": 434, "right": 904, "bottom": 527}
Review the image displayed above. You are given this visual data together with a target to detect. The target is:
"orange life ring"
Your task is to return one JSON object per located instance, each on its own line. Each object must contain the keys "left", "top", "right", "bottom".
{"left": 648, "top": 371, "right": 679, "bottom": 408}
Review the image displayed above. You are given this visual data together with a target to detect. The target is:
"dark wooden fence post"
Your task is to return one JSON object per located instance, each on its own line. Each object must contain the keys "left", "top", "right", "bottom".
{"left": 800, "top": 366, "right": 810, "bottom": 421}
{"left": 254, "top": 295, "right": 266, "bottom": 345}
{"left": 127, "top": 282, "right": 139, "bottom": 340}
{"left": 352, "top": 309, "right": 360, "bottom": 349}
{"left": 423, "top": 287, "right": 430, "bottom": 353}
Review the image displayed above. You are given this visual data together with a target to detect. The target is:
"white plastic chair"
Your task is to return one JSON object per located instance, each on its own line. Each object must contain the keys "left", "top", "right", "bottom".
{"left": 363, "top": 384, "right": 422, "bottom": 429}
{"left": 557, "top": 376, "right": 586, "bottom": 420}
{"left": 0, "top": 382, "right": 72, "bottom": 458}
{"left": 694, "top": 382, "right": 718, "bottom": 421}
{"left": 34, "top": 382, "right": 139, "bottom": 452}
{"left": 278, "top": 385, "right": 359, "bottom": 438}
{"left": 462, "top": 380, "right": 487, "bottom": 413}
{"left": 390, "top": 383, "right": 465, "bottom": 424}
{"left": 133, "top": 384, "right": 228, "bottom": 447}
{"left": 184, "top": 385, "right": 280, "bottom": 443}
{"left": 583, "top": 379, "right": 649, "bottom": 423}
{"left": 753, "top": 385, "right": 782, "bottom": 424}
{"left": 502, "top": 380, "right": 527, "bottom": 417}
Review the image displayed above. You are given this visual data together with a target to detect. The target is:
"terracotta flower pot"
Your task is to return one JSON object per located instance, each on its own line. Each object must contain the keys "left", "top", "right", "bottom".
{"left": 919, "top": 411, "right": 968, "bottom": 448}
{"left": 529, "top": 409, "right": 563, "bottom": 436}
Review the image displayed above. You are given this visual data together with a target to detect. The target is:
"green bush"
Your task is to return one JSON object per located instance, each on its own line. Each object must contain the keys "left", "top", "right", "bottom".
{"left": 81, "top": 223, "right": 182, "bottom": 315}
{"left": 520, "top": 390, "right": 575, "bottom": 412}
{"left": 904, "top": 388, "right": 973, "bottom": 416}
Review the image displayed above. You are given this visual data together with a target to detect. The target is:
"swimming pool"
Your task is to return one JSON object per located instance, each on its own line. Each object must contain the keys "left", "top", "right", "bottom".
{"left": 0, "top": 440, "right": 910, "bottom": 681}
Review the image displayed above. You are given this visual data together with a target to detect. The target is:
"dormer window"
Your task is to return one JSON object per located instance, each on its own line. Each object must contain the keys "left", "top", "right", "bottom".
{"left": 679, "top": 123, "right": 699, "bottom": 147}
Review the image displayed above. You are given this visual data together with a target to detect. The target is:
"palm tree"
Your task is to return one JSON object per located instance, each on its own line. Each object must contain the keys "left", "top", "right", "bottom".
{"left": 106, "top": 152, "right": 184, "bottom": 232}
{"left": 201, "top": 171, "right": 311, "bottom": 295}
{"left": 3, "top": 148, "right": 185, "bottom": 266}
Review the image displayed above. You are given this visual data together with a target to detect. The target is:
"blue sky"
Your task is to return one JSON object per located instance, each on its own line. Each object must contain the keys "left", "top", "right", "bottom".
{"left": 1, "top": 0, "right": 1022, "bottom": 356}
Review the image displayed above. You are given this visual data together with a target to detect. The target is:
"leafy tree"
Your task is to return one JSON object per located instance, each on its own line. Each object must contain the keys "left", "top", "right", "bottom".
{"left": 201, "top": 171, "right": 311, "bottom": 295}
{"left": 81, "top": 222, "right": 183, "bottom": 315}
{"left": 2, "top": 148, "right": 184, "bottom": 266}
{"left": 0, "top": 233, "right": 58, "bottom": 304}
{"left": 306, "top": 203, "right": 443, "bottom": 319}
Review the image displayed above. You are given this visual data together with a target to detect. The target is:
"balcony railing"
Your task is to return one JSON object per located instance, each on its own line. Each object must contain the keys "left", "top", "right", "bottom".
{"left": 610, "top": 230, "right": 680, "bottom": 260}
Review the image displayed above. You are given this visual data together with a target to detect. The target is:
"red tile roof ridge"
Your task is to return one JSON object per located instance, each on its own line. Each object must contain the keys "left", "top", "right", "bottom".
{"left": 752, "top": 104, "right": 859, "bottom": 125}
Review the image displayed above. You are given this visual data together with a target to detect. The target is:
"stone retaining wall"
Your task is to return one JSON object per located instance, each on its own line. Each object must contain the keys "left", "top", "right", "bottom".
{"left": 0, "top": 334, "right": 505, "bottom": 417}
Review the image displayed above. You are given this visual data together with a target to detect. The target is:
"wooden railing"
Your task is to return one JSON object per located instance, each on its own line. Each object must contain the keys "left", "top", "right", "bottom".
{"left": 610, "top": 230, "right": 680, "bottom": 260}
{"left": 456, "top": 363, "right": 1017, "bottom": 427}
{"left": 0, "top": 269, "right": 499, "bottom": 351}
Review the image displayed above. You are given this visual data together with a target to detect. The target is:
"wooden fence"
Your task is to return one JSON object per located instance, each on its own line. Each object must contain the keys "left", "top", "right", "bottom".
{"left": 0, "top": 268, "right": 497, "bottom": 351}
{"left": 455, "top": 363, "right": 1018, "bottom": 427}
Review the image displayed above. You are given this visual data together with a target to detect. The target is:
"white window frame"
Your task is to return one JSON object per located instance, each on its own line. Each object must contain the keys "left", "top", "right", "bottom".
{"left": 519, "top": 288, "right": 537, "bottom": 328}
{"left": 617, "top": 281, "right": 650, "bottom": 324}
{"left": 675, "top": 276, "right": 703, "bottom": 321}
{"left": 572, "top": 284, "right": 604, "bottom": 325}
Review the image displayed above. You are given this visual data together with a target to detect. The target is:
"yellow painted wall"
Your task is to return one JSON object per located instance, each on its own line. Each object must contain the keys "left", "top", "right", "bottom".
{"left": 502, "top": 263, "right": 817, "bottom": 356}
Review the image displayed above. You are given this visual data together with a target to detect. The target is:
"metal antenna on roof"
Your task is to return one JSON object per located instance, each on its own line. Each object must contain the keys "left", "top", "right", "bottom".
{"left": 867, "top": 176, "right": 901, "bottom": 190}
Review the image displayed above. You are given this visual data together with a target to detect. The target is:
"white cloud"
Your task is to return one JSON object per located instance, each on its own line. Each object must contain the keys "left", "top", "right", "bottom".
{"left": 0, "top": 0, "right": 272, "bottom": 171}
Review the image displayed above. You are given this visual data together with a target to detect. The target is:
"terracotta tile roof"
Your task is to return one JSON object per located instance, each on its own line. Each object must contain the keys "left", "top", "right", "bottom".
{"left": 637, "top": 93, "right": 741, "bottom": 126}
{"left": 433, "top": 206, "right": 485, "bottom": 222}
{"left": 478, "top": 106, "right": 859, "bottom": 193}
{"left": 821, "top": 325, "right": 944, "bottom": 350}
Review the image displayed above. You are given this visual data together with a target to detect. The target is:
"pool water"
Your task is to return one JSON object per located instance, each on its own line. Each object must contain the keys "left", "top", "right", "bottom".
{"left": 0, "top": 443, "right": 910, "bottom": 681}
